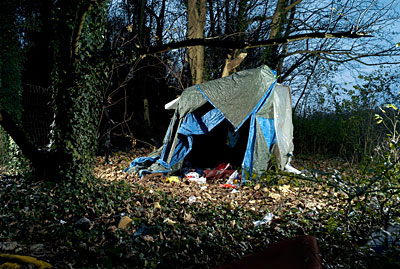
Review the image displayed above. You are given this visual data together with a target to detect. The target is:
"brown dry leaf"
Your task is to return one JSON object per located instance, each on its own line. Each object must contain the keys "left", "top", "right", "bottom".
{"left": 229, "top": 201, "right": 236, "bottom": 210}
{"left": 262, "top": 187, "right": 269, "bottom": 193}
{"left": 269, "top": 192, "right": 281, "bottom": 200}
{"left": 118, "top": 216, "right": 133, "bottom": 230}
{"left": 154, "top": 202, "right": 161, "bottom": 210}
{"left": 279, "top": 184, "right": 291, "bottom": 194}
{"left": 163, "top": 218, "right": 177, "bottom": 226}
{"left": 146, "top": 211, "right": 154, "bottom": 221}
{"left": 143, "top": 235, "right": 154, "bottom": 242}
{"left": 184, "top": 211, "right": 193, "bottom": 222}
{"left": 204, "top": 192, "right": 212, "bottom": 200}
{"left": 254, "top": 184, "right": 261, "bottom": 190}
{"left": 107, "top": 226, "right": 118, "bottom": 233}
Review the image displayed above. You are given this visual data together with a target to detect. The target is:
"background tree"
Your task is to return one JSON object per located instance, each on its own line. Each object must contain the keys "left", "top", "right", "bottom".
{"left": 187, "top": 0, "right": 207, "bottom": 84}
{"left": 104, "top": 0, "right": 175, "bottom": 143}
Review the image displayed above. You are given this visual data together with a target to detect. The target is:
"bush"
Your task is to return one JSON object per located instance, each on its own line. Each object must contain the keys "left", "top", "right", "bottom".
{"left": 294, "top": 109, "right": 384, "bottom": 162}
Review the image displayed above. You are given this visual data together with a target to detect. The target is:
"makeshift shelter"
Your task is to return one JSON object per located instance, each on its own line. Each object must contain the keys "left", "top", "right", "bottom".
{"left": 126, "top": 65, "right": 295, "bottom": 179}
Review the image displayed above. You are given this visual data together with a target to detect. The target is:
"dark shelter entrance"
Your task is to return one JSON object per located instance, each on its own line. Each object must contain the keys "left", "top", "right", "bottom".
{"left": 185, "top": 117, "right": 249, "bottom": 169}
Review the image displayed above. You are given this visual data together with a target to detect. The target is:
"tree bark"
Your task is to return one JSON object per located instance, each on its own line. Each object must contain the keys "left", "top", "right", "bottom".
{"left": 221, "top": 52, "right": 247, "bottom": 77}
{"left": 187, "top": 0, "right": 206, "bottom": 85}
{"left": 264, "top": 0, "right": 290, "bottom": 71}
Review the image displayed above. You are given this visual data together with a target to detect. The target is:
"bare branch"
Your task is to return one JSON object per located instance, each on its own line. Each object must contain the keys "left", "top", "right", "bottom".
{"left": 280, "top": 47, "right": 400, "bottom": 65}
{"left": 355, "top": 0, "right": 375, "bottom": 31}
{"left": 136, "top": 31, "right": 372, "bottom": 56}
{"left": 314, "top": 52, "right": 400, "bottom": 65}
{"left": 222, "top": 52, "right": 247, "bottom": 77}
{"left": 285, "top": 0, "right": 303, "bottom": 13}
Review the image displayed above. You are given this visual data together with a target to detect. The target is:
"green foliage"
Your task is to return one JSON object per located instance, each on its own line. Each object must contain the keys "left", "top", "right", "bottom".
{"left": 291, "top": 78, "right": 400, "bottom": 266}
{"left": 374, "top": 102, "right": 399, "bottom": 167}
{"left": 0, "top": 176, "right": 265, "bottom": 267}
{"left": 293, "top": 94, "right": 400, "bottom": 267}
{"left": 294, "top": 112, "right": 347, "bottom": 157}
{"left": 295, "top": 68, "right": 400, "bottom": 163}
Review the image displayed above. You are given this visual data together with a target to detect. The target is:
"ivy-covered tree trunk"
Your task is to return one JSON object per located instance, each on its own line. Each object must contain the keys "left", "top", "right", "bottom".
{"left": 51, "top": 0, "right": 108, "bottom": 182}
{"left": 0, "top": 0, "right": 108, "bottom": 181}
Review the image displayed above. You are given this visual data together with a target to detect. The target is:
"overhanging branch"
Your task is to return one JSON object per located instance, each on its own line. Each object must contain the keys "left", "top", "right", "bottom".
{"left": 136, "top": 31, "right": 373, "bottom": 56}
{"left": 281, "top": 48, "right": 400, "bottom": 65}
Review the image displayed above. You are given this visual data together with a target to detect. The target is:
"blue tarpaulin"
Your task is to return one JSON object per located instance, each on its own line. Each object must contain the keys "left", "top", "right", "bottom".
{"left": 125, "top": 65, "right": 294, "bottom": 179}
{"left": 166, "top": 108, "right": 225, "bottom": 167}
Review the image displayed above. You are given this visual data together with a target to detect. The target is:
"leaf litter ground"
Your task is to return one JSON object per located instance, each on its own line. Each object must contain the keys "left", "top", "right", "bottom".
{"left": 94, "top": 149, "right": 337, "bottom": 215}
{"left": 0, "top": 147, "right": 389, "bottom": 268}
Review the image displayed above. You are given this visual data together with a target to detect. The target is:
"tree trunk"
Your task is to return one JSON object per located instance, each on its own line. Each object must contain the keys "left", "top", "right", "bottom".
{"left": 187, "top": 0, "right": 206, "bottom": 85}
{"left": 264, "top": 0, "right": 290, "bottom": 71}
{"left": 51, "top": 0, "right": 106, "bottom": 182}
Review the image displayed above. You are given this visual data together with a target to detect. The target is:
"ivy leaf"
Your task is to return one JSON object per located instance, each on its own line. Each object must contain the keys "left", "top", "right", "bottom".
{"left": 385, "top": 104, "right": 398, "bottom": 110}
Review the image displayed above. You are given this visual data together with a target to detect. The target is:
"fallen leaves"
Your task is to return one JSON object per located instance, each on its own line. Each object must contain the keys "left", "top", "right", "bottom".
{"left": 183, "top": 211, "right": 194, "bottom": 223}
{"left": 278, "top": 184, "right": 291, "bottom": 194}
{"left": 268, "top": 192, "right": 281, "bottom": 200}
{"left": 1, "top": 149, "right": 364, "bottom": 268}
{"left": 163, "top": 218, "right": 177, "bottom": 226}
{"left": 118, "top": 216, "right": 133, "bottom": 230}
{"left": 93, "top": 150, "right": 334, "bottom": 220}
{"left": 154, "top": 202, "right": 161, "bottom": 210}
